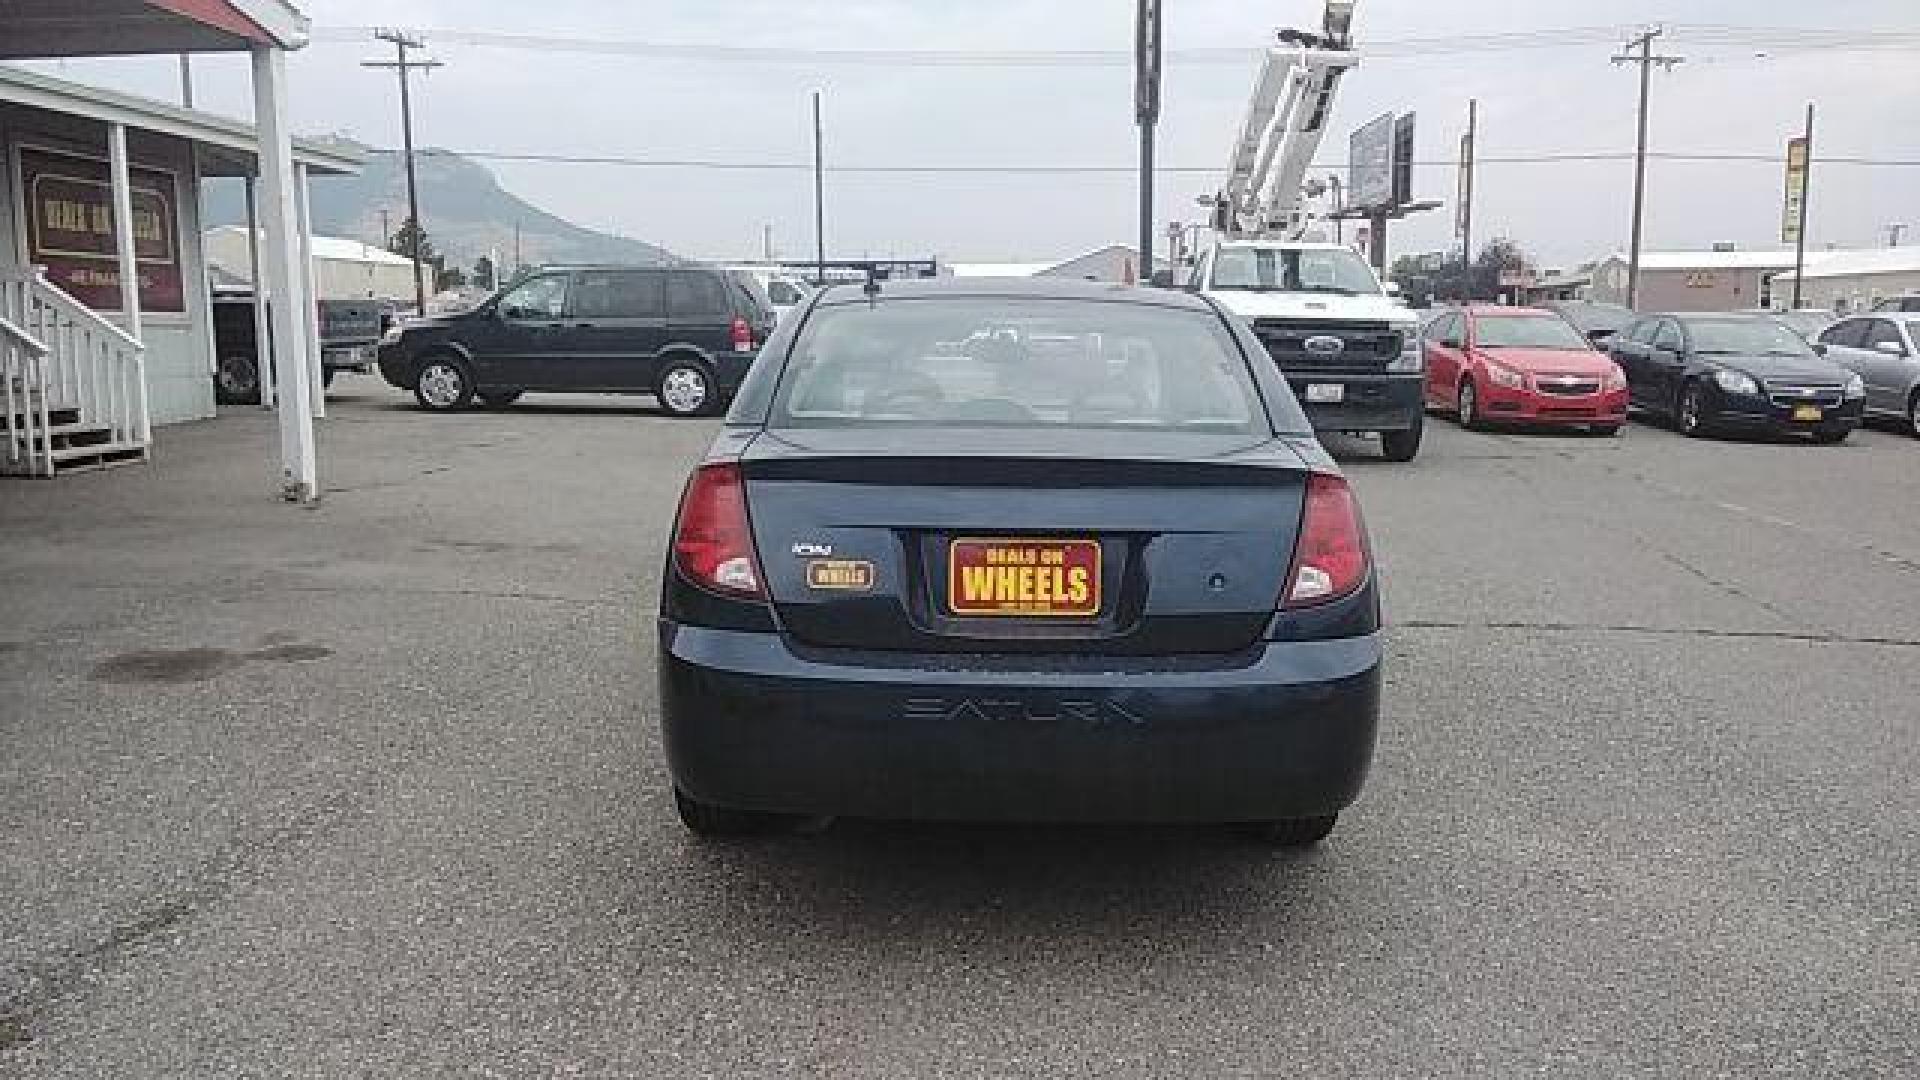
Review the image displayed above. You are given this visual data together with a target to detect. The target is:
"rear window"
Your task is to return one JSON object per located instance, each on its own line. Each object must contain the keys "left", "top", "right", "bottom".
{"left": 669, "top": 271, "right": 732, "bottom": 318}
{"left": 769, "top": 297, "right": 1264, "bottom": 432}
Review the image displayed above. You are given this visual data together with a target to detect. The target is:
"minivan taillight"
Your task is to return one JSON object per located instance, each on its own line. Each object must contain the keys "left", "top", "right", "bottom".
{"left": 730, "top": 316, "right": 754, "bottom": 353}
{"left": 1281, "top": 473, "right": 1370, "bottom": 608}
{"left": 672, "top": 462, "right": 763, "bottom": 598}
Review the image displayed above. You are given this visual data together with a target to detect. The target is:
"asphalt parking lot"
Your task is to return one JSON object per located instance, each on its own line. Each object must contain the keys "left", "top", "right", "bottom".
{"left": 4, "top": 381, "right": 1917, "bottom": 1077}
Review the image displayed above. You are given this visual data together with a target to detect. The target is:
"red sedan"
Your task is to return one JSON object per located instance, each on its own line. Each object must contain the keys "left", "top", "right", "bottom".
{"left": 1422, "top": 306, "right": 1629, "bottom": 435}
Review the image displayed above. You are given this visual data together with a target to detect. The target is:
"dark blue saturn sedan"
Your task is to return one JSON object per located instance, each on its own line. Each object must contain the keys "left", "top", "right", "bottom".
{"left": 657, "top": 277, "right": 1381, "bottom": 845}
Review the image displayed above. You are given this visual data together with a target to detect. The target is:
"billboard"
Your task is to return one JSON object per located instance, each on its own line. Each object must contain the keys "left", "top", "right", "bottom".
{"left": 1391, "top": 113, "right": 1416, "bottom": 207}
{"left": 1781, "top": 136, "right": 1808, "bottom": 245}
{"left": 1348, "top": 112, "right": 1394, "bottom": 212}
{"left": 19, "top": 144, "right": 184, "bottom": 313}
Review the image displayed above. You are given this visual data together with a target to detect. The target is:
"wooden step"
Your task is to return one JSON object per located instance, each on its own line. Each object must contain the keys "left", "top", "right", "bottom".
{"left": 48, "top": 439, "right": 147, "bottom": 473}
{"left": 3, "top": 405, "right": 81, "bottom": 428}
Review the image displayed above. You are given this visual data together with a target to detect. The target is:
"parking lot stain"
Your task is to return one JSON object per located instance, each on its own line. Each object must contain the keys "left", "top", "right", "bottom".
{"left": 92, "top": 642, "right": 333, "bottom": 683}
{"left": 92, "top": 647, "right": 241, "bottom": 684}
{"left": 247, "top": 643, "right": 333, "bottom": 663}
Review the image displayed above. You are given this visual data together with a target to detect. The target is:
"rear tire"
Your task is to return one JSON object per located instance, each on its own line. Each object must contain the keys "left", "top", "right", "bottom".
{"left": 215, "top": 353, "right": 260, "bottom": 406}
{"left": 672, "top": 786, "right": 793, "bottom": 838}
{"left": 1380, "top": 415, "right": 1423, "bottom": 462}
{"left": 1908, "top": 390, "right": 1920, "bottom": 439}
{"left": 657, "top": 359, "right": 718, "bottom": 417}
{"left": 479, "top": 389, "right": 524, "bottom": 408}
{"left": 1239, "top": 813, "right": 1339, "bottom": 847}
{"left": 1589, "top": 424, "right": 1622, "bottom": 437}
{"left": 1811, "top": 424, "right": 1852, "bottom": 445}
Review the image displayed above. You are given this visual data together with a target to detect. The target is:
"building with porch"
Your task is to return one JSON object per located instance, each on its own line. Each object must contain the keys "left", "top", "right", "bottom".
{"left": 2, "top": 0, "right": 343, "bottom": 500}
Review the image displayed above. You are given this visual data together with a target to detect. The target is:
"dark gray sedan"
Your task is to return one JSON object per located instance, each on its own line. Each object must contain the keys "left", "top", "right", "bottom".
{"left": 1816, "top": 314, "right": 1920, "bottom": 436}
{"left": 657, "top": 278, "right": 1381, "bottom": 846}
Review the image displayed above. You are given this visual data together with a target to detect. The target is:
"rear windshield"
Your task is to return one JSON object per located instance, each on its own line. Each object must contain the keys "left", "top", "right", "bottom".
{"left": 1474, "top": 315, "right": 1591, "bottom": 350}
{"left": 769, "top": 297, "right": 1264, "bottom": 432}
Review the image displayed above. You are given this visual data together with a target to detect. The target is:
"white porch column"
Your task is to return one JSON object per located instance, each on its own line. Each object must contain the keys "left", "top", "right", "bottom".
{"left": 250, "top": 45, "right": 318, "bottom": 501}
{"left": 107, "top": 122, "right": 150, "bottom": 444}
{"left": 294, "top": 161, "right": 324, "bottom": 418}
{"left": 242, "top": 173, "right": 274, "bottom": 408}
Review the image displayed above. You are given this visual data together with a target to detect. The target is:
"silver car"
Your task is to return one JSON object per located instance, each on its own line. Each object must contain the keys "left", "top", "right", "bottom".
{"left": 1816, "top": 314, "right": 1920, "bottom": 436}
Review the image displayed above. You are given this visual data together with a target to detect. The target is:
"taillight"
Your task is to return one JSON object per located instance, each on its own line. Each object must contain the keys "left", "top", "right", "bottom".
{"left": 730, "top": 316, "right": 754, "bottom": 353}
{"left": 672, "top": 462, "right": 763, "bottom": 598}
{"left": 1281, "top": 473, "right": 1370, "bottom": 609}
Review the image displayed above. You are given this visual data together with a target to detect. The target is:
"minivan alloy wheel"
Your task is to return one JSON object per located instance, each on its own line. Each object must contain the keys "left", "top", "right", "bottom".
{"left": 417, "top": 361, "right": 468, "bottom": 410}
{"left": 660, "top": 365, "right": 711, "bottom": 416}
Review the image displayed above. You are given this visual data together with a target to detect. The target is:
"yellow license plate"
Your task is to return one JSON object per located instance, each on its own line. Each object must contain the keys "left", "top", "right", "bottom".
{"left": 1793, "top": 404, "right": 1823, "bottom": 422}
{"left": 948, "top": 538, "right": 1100, "bottom": 617}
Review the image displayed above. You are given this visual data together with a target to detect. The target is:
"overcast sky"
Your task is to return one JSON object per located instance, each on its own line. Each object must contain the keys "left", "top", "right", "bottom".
{"left": 28, "top": 0, "right": 1920, "bottom": 270}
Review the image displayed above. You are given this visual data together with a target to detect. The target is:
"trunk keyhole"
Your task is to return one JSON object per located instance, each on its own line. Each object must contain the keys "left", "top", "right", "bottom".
{"left": 1208, "top": 573, "right": 1227, "bottom": 591}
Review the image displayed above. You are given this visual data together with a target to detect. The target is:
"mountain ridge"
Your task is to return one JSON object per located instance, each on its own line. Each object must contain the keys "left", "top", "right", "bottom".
{"left": 203, "top": 142, "right": 672, "bottom": 272}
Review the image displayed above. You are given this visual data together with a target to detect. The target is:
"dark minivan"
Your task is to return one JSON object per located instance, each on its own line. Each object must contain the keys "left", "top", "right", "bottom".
{"left": 376, "top": 262, "right": 775, "bottom": 415}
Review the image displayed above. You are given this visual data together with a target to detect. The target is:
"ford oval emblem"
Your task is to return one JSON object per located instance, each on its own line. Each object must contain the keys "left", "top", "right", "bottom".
{"left": 1304, "top": 334, "right": 1346, "bottom": 355}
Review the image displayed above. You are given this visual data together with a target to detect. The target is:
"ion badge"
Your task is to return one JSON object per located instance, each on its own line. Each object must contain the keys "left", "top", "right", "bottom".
{"left": 806, "top": 559, "right": 874, "bottom": 591}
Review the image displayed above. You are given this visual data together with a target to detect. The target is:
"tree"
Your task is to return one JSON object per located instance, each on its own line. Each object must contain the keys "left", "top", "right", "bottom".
{"left": 1411, "top": 237, "right": 1535, "bottom": 304}
{"left": 472, "top": 255, "right": 496, "bottom": 292}
{"left": 436, "top": 265, "right": 468, "bottom": 291}
{"left": 386, "top": 216, "right": 437, "bottom": 265}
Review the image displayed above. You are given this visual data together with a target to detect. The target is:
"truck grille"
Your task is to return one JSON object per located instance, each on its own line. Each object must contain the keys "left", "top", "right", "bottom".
{"left": 1764, "top": 381, "right": 1844, "bottom": 408}
{"left": 1250, "top": 319, "right": 1400, "bottom": 372}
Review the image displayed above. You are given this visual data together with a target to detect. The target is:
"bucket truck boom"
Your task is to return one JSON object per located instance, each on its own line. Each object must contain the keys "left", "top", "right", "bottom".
{"left": 1192, "top": 1, "right": 1426, "bottom": 462}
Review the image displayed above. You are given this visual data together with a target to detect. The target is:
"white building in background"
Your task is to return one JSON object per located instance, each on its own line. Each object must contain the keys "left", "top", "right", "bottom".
{"left": 945, "top": 245, "right": 1144, "bottom": 283}
{"left": 204, "top": 226, "right": 414, "bottom": 301}
{"left": 1771, "top": 247, "right": 1920, "bottom": 313}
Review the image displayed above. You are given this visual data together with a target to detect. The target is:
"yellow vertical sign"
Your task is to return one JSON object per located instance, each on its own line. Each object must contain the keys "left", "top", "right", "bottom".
{"left": 1781, "top": 137, "right": 1808, "bottom": 245}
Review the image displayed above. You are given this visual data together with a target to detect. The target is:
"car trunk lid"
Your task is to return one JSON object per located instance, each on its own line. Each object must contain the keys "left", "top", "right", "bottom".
{"left": 739, "top": 428, "right": 1308, "bottom": 654}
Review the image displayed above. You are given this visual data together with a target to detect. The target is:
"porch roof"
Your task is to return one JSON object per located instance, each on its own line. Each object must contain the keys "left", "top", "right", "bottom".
{"left": 0, "top": 0, "right": 310, "bottom": 57}
{"left": 0, "top": 64, "right": 362, "bottom": 177}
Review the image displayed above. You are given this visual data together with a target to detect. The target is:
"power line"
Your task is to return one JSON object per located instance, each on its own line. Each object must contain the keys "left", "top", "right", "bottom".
{"left": 307, "top": 23, "right": 1919, "bottom": 66}
{"left": 376, "top": 148, "right": 1919, "bottom": 173}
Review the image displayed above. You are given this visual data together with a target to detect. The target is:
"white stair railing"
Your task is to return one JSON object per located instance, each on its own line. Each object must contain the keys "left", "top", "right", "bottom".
{"left": 1, "top": 312, "right": 52, "bottom": 476}
{"left": 0, "top": 266, "right": 150, "bottom": 475}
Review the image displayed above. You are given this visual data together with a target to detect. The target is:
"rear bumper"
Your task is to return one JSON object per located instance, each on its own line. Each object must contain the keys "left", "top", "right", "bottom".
{"left": 1288, "top": 372, "right": 1424, "bottom": 433}
{"left": 711, "top": 351, "right": 757, "bottom": 395}
{"left": 659, "top": 624, "right": 1381, "bottom": 822}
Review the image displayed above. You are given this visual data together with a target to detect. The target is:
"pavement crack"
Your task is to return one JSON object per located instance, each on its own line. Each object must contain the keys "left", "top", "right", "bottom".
{"left": 272, "top": 583, "right": 623, "bottom": 608}
{"left": 1393, "top": 618, "right": 1920, "bottom": 649}
{"left": 0, "top": 791, "right": 360, "bottom": 1052}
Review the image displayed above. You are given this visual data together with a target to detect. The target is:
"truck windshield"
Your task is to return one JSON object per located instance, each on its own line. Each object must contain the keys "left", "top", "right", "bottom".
{"left": 1211, "top": 247, "right": 1380, "bottom": 295}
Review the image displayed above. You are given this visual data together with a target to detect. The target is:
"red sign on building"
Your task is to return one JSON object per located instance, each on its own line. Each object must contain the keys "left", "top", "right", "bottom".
{"left": 19, "top": 144, "right": 184, "bottom": 313}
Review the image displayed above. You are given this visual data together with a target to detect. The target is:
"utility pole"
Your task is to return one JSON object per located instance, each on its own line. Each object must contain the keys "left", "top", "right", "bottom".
{"left": 812, "top": 91, "right": 825, "bottom": 286}
{"left": 1790, "top": 102, "right": 1814, "bottom": 309}
{"left": 1612, "top": 27, "right": 1683, "bottom": 310}
{"left": 763, "top": 222, "right": 774, "bottom": 262}
{"left": 177, "top": 54, "right": 193, "bottom": 108}
{"left": 1459, "top": 99, "right": 1476, "bottom": 301}
{"left": 1135, "top": 0, "right": 1163, "bottom": 283}
{"left": 513, "top": 221, "right": 522, "bottom": 274}
{"left": 363, "top": 30, "right": 442, "bottom": 315}
{"left": 379, "top": 208, "right": 391, "bottom": 246}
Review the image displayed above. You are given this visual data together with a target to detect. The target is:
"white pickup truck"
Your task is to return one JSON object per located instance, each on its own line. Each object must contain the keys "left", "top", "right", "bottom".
{"left": 1192, "top": 240, "right": 1425, "bottom": 461}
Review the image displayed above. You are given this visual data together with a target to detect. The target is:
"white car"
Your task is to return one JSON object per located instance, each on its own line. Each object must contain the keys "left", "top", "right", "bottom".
{"left": 728, "top": 266, "right": 813, "bottom": 324}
